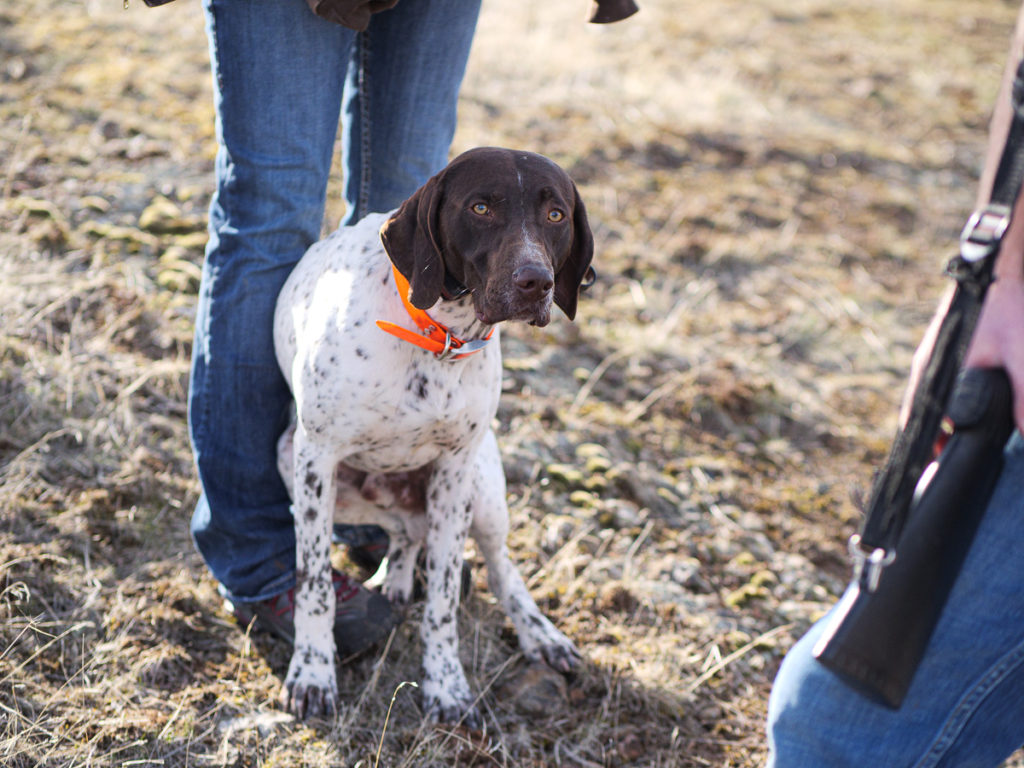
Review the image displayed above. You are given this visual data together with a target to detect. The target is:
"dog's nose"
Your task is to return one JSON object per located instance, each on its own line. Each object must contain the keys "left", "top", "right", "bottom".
{"left": 513, "top": 264, "right": 554, "bottom": 300}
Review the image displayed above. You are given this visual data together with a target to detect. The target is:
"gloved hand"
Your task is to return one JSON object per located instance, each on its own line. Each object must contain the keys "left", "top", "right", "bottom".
{"left": 306, "top": 0, "right": 400, "bottom": 31}
{"left": 589, "top": 0, "right": 639, "bottom": 23}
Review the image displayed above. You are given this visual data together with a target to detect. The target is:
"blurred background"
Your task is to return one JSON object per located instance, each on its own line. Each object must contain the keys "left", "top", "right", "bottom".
{"left": 1, "top": 1, "right": 1018, "bottom": 765}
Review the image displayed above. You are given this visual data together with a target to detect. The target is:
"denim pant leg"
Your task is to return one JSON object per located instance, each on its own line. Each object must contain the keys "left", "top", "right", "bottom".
{"left": 767, "top": 433, "right": 1024, "bottom": 768}
{"left": 339, "top": 0, "right": 483, "bottom": 222}
{"left": 188, "top": 0, "right": 482, "bottom": 602}
{"left": 189, "top": 0, "right": 356, "bottom": 602}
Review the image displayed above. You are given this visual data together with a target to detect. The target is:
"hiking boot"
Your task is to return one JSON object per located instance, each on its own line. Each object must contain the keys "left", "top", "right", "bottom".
{"left": 227, "top": 570, "right": 396, "bottom": 656}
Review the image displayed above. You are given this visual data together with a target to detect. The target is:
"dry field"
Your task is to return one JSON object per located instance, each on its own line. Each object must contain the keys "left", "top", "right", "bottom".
{"left": 2, "top": 0, "right": 1021, "bottom": 765}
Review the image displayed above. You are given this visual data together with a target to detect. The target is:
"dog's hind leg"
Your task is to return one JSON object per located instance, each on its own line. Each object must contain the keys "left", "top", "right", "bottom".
{"left": 367, "top": 529, "right": 421, "bottom": 608}
{"left": 469, "top": 431, "right": 581, "bottom": 673}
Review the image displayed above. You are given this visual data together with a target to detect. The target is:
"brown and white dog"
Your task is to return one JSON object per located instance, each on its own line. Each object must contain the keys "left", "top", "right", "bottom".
{"left": 273, "top": 147, "right": 593, "bottom": 725}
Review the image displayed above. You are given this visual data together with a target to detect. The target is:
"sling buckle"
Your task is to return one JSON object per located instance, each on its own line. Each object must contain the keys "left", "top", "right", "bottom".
{"left": 959, "top": 203, "right": 1011, "bottom": 263}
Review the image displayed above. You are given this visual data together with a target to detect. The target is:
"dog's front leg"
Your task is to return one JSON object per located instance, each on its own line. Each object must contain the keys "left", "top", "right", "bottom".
{"left": 280, "top": 433, "right": 339, "bottom": 719}
{"left": 420, "top": 452, "right": 478, "bottom": 727}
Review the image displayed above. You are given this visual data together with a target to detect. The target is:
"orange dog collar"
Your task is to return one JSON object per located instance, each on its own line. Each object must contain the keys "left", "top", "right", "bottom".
{"left": 376, "top": 264, "right": 493, "bottom": 361}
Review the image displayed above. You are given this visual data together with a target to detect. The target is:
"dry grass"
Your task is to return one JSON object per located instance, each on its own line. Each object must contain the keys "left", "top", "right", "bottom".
{"left": 2, "top": 0, "right": 1022, "bottom": 765}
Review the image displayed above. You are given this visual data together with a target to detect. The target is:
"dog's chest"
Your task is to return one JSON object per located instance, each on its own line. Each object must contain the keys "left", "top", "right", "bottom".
{"left": 331, "top": 350, "right": 498, "bottom": 472}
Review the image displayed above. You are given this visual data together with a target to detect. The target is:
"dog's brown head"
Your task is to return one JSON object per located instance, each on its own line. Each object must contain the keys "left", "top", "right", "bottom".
{"left": 380, "top": 147, "right": 594, "bottom": 327}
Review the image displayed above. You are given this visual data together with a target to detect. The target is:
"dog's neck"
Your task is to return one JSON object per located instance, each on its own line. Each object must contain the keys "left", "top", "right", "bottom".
{"left": 425, "top": 294, "right": 493, "bottom": 342}
{"left": 378, "top": 264, "right": 494, "bottom": 360}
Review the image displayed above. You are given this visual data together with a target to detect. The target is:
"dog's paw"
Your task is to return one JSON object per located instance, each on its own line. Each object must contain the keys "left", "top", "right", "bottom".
{"left": 424, "top": 692, "right": 483, "bottom": 730}
{"left": 519, "top": 616, "right": 582, "bottom": 673}
{"left": 383, "top": 578, "right": 414, "bottom": 609}
{"left": 280, "top": 654, "right": 338, "bottom": 719}
{"left": 280, "top": 677, "right": 338, "bottom": 720}
{"left": 422, "top": 678, "right": 481, "bottom": 729}
{"left": 538, "top": 638, "right": 582, "bottom": 673}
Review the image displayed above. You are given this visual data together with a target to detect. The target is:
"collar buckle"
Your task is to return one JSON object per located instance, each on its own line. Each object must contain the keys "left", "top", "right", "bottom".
{"left": 435, "top": 331, "right": 456, "bottom": 361}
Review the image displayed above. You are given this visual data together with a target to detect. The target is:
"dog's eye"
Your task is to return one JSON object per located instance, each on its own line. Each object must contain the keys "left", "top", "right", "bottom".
{"left": 547, "top": 209, "right": 565, "bottom": 223}
{"left": 471, "top": 203, "right": 490, "bottom": 216}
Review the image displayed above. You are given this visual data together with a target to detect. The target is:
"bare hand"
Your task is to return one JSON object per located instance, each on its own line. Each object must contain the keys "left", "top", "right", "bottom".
{"left": 963, "top": 273, "right": 1024, "bottom": 432}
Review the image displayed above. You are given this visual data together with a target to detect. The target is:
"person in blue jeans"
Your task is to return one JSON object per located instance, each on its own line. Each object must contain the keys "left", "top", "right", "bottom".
{"left": 767, "top": 6, "right": 1024, "bottom": 766}
{"left": 187, "top": 0, "right": 484, "bottom": 652}
{"left": 187, "top": 0, "right": 638, "bottom": 655}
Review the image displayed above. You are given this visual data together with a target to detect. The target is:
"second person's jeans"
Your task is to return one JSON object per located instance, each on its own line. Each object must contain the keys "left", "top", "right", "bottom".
{"left": 767, "top": 432, "right": 1024, "bottom": 767}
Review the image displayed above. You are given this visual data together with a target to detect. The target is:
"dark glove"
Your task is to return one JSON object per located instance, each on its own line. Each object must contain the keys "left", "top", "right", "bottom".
{"left": 306, "top": 0, "right": 400, "bottom": 31}
{"left": 589, "top": 0, "right": 639, "bottom": 23}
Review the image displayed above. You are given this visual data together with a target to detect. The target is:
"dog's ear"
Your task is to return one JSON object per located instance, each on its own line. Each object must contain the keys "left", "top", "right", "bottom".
{"left": 553, "top": 181, "right": 595, "bottom": 321}
{"left": 380, "top": 176, "right": 446, "bottom": 309}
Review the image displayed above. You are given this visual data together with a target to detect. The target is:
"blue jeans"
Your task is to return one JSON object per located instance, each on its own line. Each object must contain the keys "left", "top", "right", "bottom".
{"left": 767, "top": 432, "right": 1024, "bottom": 767}
{"left": 188, "top": 0, "right": 481, "bottom": 602}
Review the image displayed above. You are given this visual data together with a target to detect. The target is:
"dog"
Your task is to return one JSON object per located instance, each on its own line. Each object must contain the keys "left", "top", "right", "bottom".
{"left": 272, "top": 147, "right": 593, "bottom": 725}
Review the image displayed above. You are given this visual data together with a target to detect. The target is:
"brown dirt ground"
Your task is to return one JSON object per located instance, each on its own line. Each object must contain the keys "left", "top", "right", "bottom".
{"left": 1, "top": 0, "right": 1021, "bottom": 765}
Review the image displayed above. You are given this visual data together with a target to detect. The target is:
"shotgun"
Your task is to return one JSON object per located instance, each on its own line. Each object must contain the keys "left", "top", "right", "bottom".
{"left": 813, "top": 366, "right": 1014, "bottom": 708}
